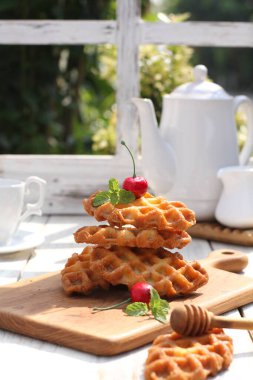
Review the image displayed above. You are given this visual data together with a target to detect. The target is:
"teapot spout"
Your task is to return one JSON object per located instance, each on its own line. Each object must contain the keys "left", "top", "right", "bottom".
{"left": 132, "top": 97, "right": 176, "bottom": 194}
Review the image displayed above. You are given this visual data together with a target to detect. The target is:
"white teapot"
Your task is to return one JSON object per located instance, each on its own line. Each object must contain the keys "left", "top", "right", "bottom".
{"left": 132, "top": 65, "right": 253, "bottom": 221}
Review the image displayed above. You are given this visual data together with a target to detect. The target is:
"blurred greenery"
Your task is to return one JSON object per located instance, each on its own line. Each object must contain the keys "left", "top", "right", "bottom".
{"left": 140, "top": 43, "right": 193, "bottom": 122}
{"left": 150, "top": 0, "right": 253, "bottom": 154}
{"left": 151, "top": 0, "right": 253, "bottom": 94}
{"left": 0, "top": 0, "right": 116, "bottom": 154}
{"left": 0, "top": 0, "right": 251, "bottom": 155}
{"left": 92, "top": 39, "right": 194, "bottom": 154}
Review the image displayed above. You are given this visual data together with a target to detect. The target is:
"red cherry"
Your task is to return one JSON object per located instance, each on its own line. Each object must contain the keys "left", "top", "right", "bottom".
{"left": 122, "top": 176, "right": 148, "bottom": 198}
{"left": 121, "top": 140, "right": 148, "bottom": 198}
{"left": 130, "top": 282, "right": 152, "bottom": 304}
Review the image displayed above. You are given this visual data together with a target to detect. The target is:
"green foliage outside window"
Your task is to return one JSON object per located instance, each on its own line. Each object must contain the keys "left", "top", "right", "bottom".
{"left": 0, "top": 0, "right": 116, "bottom": 154}
{"left": 91, "top": 41, "right": 193, "bottom": 154}
{"left": 0, "top": 1, "right": 250, "bottom": 155}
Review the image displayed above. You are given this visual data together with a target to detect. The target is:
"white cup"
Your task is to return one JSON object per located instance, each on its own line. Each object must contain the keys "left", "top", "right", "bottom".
{"left": 0, "top": 176, "right": 46, "bottom": 245}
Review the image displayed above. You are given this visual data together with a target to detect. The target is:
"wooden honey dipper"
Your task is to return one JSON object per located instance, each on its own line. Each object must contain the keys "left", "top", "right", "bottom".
{"left": 170, "top": 304, "right": 253, "bottom": 336}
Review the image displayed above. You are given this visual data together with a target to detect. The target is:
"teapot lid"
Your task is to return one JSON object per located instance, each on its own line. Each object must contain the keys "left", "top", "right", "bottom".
{"left": 171, "top": 65, "right": 231, "bottom": 99}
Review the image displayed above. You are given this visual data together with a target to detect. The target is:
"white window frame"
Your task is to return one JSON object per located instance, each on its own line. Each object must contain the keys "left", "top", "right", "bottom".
{"left": 0, "top": 0, "right": 252, "bottom": 213}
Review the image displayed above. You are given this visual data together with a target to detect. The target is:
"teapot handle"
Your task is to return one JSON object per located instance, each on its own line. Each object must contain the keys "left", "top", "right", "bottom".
{"left": 234, "top": 95, "right": 253, "bottom": 165}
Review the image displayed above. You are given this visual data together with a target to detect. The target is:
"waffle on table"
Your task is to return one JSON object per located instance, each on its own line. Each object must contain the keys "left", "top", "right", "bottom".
{"left": 83, "top": 192, "right": 196, "bottom": 231}
{"left": 74, "top": 225, "right": 191, "bottom": 249}
{"left": 61, "top": 245, "right": 208, "bottom": 297}
{"left": 145, "top": 328, "right": 233, "bottom": 380}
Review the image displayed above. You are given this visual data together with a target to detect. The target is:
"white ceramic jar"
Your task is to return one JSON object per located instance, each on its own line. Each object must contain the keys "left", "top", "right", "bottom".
{"left": 215, "top": 166, "right": 253, "bottom": 228}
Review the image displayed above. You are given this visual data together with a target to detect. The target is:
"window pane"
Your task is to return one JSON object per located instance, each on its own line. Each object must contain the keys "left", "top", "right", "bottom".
{"left": 0, "top": 1, "right": 116, "bottom": 20}
{"left": 0, "top": 44, "right": 116, "bottom": 154}
{"left": 150, "top": 0, "right": 252, "bottom": 22}
{"left": 147, "top": 1, "right": 253, "bottom": 95}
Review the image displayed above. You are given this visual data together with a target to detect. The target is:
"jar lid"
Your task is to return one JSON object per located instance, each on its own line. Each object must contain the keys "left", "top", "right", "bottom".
{"left": 171, "top": 65, "right": 231, "bottom": 99}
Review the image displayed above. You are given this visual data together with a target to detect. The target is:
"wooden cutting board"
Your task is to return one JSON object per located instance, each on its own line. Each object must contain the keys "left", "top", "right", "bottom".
{"left": 0, "top": 249, "right": 252, "bottom": 356}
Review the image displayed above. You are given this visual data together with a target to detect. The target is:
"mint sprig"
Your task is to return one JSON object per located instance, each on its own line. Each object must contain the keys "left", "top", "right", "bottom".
{"left": 92, "top": 191, "right": 110, "bottom": 207}
{"left": 125, "top": 302, "right": 149, "bottom": 316}
{"left": 92, "top": 285, "right": 170, "bottom": 324}
{"left": 125, "top": 287, "right": 170, "bottom": 324}
{"left": 149, "top": 288, "right": 170, "bottom": 323}
{"left": 109, "top": 178, "right": 119, "bottom": 192}
{"left": 93, "top": 178, "right": 135, "bottom": 207}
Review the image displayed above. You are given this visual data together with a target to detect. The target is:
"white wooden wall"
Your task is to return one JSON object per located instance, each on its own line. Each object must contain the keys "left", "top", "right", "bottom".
{"left": 0, "top": 0, "right": 252, "bottom": 214}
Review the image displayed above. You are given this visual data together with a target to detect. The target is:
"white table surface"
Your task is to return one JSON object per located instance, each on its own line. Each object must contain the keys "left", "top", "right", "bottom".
{"left": 0, "top": 215, "right": 252, "bottom": 380}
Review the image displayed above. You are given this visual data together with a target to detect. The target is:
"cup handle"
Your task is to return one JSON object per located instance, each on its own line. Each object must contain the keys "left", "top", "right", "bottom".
{"left": 20, "top": 176, "right": 47, "bottom": 222}
{"left": 234, "top": 95, "right": 253, "bottom": 165}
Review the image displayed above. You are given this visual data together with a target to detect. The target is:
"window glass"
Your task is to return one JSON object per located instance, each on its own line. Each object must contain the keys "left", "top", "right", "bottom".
{"left": 0, "top": 44, "right": 116, "bottom": 154}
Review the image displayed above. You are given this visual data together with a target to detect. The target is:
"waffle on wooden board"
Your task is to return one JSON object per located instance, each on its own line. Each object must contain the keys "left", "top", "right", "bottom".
{"left": 61, "top": 246, "right": 208, "bottom": 297}
{"left": 61, "top": 187, "right": 209, "bottom": 298}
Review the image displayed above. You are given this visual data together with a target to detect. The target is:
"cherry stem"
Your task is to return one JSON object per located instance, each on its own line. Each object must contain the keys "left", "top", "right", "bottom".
{"left": 121, "top": 140, "right": 136, "bottom": 178}
{"left": 92, "top": 298, "right": 131, "bottom": 312}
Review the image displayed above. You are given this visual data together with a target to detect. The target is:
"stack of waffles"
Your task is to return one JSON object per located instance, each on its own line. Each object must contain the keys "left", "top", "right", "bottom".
{"left": 61, "top": 192, "right": 209, "bottom": 297}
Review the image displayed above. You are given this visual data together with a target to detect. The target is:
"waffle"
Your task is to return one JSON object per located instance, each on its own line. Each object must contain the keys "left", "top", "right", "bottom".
{"left": 61, "top": 247, "right": 110, "bottom": 295}
{"left": 61, "top": 246, "right": 208, "bottom": 297}
{"left": 145, "top": 328, "right": 233, "bottom": 380}
{"left": 74, "top": 225, "right": 191, "bottom": 249}
{"left": 83, "top": 192, "right": 196, "bottom": 231}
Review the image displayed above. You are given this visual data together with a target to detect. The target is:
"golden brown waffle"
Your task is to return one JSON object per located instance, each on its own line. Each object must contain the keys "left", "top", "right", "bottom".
{"left": 74, "top": 225, "right": 191, "bottom": 249}
{"left": 83, "top": 192, "right": 196, "bottom": 231}
{"left": 61, "top": 247, "right": 110, "bottom": 295}
{"left": 61, "top": 246, "right": 208, "bottom": 297}
{"left": 145, "top": 328, "right": 233, "bottom": 380}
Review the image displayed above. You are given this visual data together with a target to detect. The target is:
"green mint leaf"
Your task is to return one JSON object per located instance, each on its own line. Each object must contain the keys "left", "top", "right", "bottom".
{"left": 149, "top": 287, "right": 161, "bottom": 309}
{"left": 92, "top": 191, "right": 110, "bottom": 207}
{"left": 125, "top": 302, "right": 149, "bottom": 316}
{"left": 109, "top": 178, "right": 120, "bottom": 192}
{"left": 92, "top": 178, "right": 135, "bottom": 207}
{"left": 152, "top": 307, "right": 168, "bottom": 324}
{"left": 110, "top": 191, "right": 120, "bottom": 205}
{"left": 159, "top": 299, "right": 170, "bottom": 310}
{"left": 159, "top": 299, "right": 170, "bottom": 312}
{"left": 149, "top": 287, "right": 170, "bottom": 324}
{"left": 118, "top": 189, "right": 136, "bottom": 204}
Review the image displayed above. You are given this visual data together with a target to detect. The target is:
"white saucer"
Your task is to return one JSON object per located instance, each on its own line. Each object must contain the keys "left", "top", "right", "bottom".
{"left": 0, "top": 230, "right": 44, "bottom": 254}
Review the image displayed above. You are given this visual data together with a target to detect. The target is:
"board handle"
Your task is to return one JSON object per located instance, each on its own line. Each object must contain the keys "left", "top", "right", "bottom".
{"left": 200, "top": 249, "right": 248, "bottom": 273}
